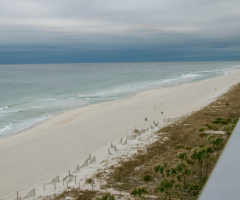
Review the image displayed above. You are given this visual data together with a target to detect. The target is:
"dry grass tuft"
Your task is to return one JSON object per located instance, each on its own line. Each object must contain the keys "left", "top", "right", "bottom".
{"left": 133, "top": 129, "right": 140, "bottom": 133}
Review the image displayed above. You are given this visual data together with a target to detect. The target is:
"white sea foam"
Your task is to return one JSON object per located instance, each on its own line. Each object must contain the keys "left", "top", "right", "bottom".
{"left": 194, "top": 66, "right": 239, "bottom": 74}
{"left": 180, "top": 73, "right": 200, "bottom": 78}
{"left": 0, "top": 114, "right": 52, "bottom": 138}
{"left": 78, "top": 73, "right": 201, "bottom": 100}
{"left": 159, "top": 78, "right": 177, "bottom": 83}
{"left": 0, "top": 106, "right": 9, "bottom": 111}
{"left": 0, "top": 124, "right": 12, "bottom": 134}
{"left": 0, "top": 105, "right": 44, "bottom": 116}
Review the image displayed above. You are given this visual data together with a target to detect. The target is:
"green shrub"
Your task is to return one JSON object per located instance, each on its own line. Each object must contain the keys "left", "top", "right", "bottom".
{"left": 131, "top": 187, "right": 149, "bottom": 198}
{"left": 226, "top": 118, "right": 232, "bottom": 122}
{"left": 233, "top": 119, "right": 238, "bottom": 124}
{"left": 198, "top": 127, "right": 205, "bottom": 132}
{"left": 208, "top": 135, "right": 214, "bottom": 141}
{"left": 186, "top": 147, "right": 193, "bottom": 150}
{"left": 174, "top": 145, "right": 185, "bottom": 149}
{"left": 227, "top": 132, "right": 232, "bottom": 137}
{"left": 212, "top": 125, "right": 218, "bottom": 131}
{"left": 209, "top": 125, "right": 218, "bottom": 130}
{"left": 143, "top": 174, "right": 152, "bottom": 182}
{"left": 205, "top": 124, "right": 210, "bottom": 127}
{"left": 188, "top": 182, "right": 200, "bottom": 196}
{"left": 220, "top": 120, "right": 228, "bottom": 125}
{"left": 96, "top": 193, "right": 115, "bottom": 200}
{"left": 212, "top": 121, "right": 220, "bottom": 124}
{"left": 208, "top": 125, "right": 212, "bottom": 129}
{"left": 216, "top": 118, "right": 223, "bottom": 121}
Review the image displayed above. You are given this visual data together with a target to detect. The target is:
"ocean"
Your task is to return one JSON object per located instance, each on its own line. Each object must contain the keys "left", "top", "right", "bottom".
{"left": 0, "top": 61, "right": 240, "bottom": 138}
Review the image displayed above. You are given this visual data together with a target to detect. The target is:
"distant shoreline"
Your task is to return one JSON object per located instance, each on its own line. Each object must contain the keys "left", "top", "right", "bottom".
{"left": 1, "top": 60, "right": 240, "bottom": 66}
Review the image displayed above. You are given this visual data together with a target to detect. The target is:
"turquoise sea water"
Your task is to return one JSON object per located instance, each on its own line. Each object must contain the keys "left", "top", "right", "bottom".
{"left": 0, "top": 61, "right": 240, "bottom": 138}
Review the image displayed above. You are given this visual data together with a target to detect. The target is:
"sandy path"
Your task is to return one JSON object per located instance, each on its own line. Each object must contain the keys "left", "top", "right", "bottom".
{"left": 0, "top": 70, "right": 239, "bottom": 199}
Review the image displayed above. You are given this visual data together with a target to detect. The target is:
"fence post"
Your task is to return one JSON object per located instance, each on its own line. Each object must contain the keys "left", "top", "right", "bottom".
{"left": 43, "top": 183, "right": 45, "bottom": 191}
{"left": 34, "top": 188, "right": 35, "bottom": 196}
{"left": 58, "top": 175, "right": 59, "bottom": 181}
{"left": 55, "top": 183, "right": 56, "bottom": 191}
{"left": 67, "top": 181, "right": 68, "bottom": 188}
{"left": 75, "top": 176, "right": 76, "bottom": 185}
{"left": 17, "top": 191, "right": 18, "bottom": 200}
{"left": 79, "top": 182, "right": 81, "bottom": 190}
{"left": 53, "top": 178, "right": 54, "bottom": 186}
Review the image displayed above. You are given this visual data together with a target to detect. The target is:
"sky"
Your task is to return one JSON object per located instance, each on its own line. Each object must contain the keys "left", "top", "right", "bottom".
{"left": 0, "top": 0, "right": 240, "bottom": 64}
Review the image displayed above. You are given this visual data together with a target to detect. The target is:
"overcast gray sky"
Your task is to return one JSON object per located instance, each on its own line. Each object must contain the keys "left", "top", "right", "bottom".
{"left": 1, "top": 0, "right": 240, "bottom": 64}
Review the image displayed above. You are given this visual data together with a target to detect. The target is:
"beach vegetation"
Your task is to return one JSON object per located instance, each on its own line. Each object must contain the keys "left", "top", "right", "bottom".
{"left": 130, "top": 187, "right": 149, "bottom": 199}
{"left": 190, "top": 148, "right": 206, "bottom": 189}
{"left": 211, "top": 125, "right": 218, "bottom": 131}
{"left": 85, "top": 177, "right": 95, "bottom": 191}
{"left": 171, "top": 162, "right": 192, "bottom": 189}
{"left": 220, "top": 120, "right": 228, "bottom": 125}
{"left": 176, "top": 152, "right": 188, "bottom": 162}
{"left": 154, "top": 163, "right": 171, "bottom": 178}
{"left": 142, "top": 174, "right": 152, "bottom": 182}
{"left": 186, "top": 146, "right": 193, "bottom": 150}
{"left": 154, "top": 178, "right": 175, "bottom": 200}
{"left": 216, "top": 118, "right": 223, "bottom": 121}
{"left": 223, "top": 125, "right": 235, "bottom": 137}
{"left": 174, "top": 145, "right": 185, "bottom": 149}
{"left": 96, "top": 193, "right": 115, "bottom": 200}
{"left": 188, "top": 182, "right": 200, "bottom": 196}
{"left": 209, "top": 137, "right": 224, "bottom": 154}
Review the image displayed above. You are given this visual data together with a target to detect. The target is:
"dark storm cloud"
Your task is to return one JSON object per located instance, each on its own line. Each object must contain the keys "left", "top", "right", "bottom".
{"left": 0, "top": 0, "right": 240, "bottom": 63}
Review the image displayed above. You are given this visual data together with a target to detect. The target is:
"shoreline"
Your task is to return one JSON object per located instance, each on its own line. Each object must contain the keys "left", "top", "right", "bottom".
{"left": 0, "top": 68, "right": 234, "bottom": 141}
{"left": 1, "top": 69, "right": 240, "bottom": 199}
{"left": 0, "top": 70, "right": 232, "bottom": 141}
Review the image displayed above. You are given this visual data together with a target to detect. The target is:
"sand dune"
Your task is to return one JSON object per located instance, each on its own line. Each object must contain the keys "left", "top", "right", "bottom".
{"left": 1, "top": 70, "right": 240, "bottom": 199}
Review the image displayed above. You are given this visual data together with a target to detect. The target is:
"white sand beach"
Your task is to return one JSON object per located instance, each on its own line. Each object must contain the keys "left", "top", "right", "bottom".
{"left": 1, "top": 70, "right": 240, "bottom": 199}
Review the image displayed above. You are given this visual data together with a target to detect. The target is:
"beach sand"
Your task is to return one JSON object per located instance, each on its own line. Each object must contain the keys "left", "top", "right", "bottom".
{"left": 1, "top": 70, "right": 240, "bottom": 199}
